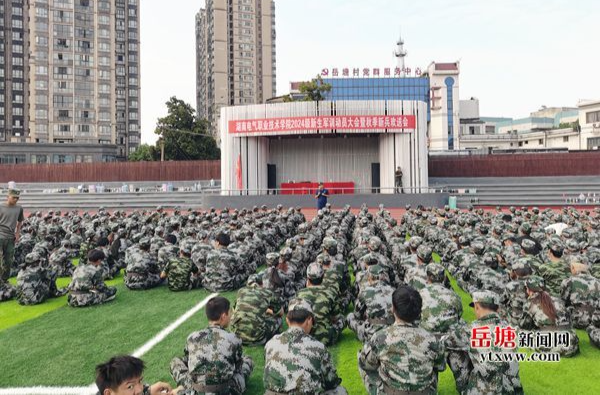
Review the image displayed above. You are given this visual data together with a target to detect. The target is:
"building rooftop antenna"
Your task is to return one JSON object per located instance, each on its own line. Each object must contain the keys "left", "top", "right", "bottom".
{"left": 393, "top": 28, "right": 408, "bottom": 75}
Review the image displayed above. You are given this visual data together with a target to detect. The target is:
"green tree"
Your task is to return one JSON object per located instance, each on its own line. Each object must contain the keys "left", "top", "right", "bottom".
{"left": 154, "top": 97, "right": 220, "bottom": 161}
{"left": 128, "top": 144, "right": 159, "bottom": 162}
{"left": 284, "top": 74, "right": 332, "bottom": 102}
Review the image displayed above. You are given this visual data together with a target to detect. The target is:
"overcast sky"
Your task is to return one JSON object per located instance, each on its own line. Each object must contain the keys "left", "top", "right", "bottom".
{"left": 140, "top": 0, "right": 600, "bottom": 143}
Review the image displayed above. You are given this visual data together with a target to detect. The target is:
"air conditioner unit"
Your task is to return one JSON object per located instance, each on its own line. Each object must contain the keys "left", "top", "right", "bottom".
{"left": 594, "top": 123, "right": 600, "bottom": 128}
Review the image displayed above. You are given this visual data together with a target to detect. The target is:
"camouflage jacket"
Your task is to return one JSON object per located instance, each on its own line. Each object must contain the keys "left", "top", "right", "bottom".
{"left": 419, "top": 283, "right": 463, "bottom": 334}
{"left": 16, "top": 266, "right": 50, "bottom": 304}
{"left": 163, "top": 256, "right": 198, "bottom": 291}
{"left": 179, "top": 324, "right": 245, "bottom": 386}
{"left": 69, "top": 264, "right": 110, "bottom": 293}
{"left": 359, "top": 321, "right": 445, "bottom": 393}
{"left": 264, "top": 327, "right": 342, "bottom": 394}
{"left": 231, "top": 284, "right": 282, "bottom": 343}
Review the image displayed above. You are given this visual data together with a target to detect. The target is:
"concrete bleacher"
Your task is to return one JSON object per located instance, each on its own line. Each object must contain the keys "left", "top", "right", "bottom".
{"left": 12, "top": 180, "right": 220, "bottom": 210}
{"left": 430, "top": 176, "right": 600, "bottom": 207}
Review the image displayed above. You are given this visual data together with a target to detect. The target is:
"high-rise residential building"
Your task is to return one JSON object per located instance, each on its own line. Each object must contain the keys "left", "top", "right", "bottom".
{"left": 21, "top": 0, "right": 140, "bottom": 162}
{"left": 196, "top": 0, "right": 276, "bottom": 142}
{"left": 0, "top": 0, "right": 30, "bottom": 143}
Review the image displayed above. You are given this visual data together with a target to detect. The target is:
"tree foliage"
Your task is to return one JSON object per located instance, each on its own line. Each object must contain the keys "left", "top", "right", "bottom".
{"left": 142, "top": 97, "right": 220, "bottom": 161}
{"left": 128, "top": 144, "right": 159, "bottom": 162}
{"left": 284, "top": 74, "right": 332, "bottom": 102}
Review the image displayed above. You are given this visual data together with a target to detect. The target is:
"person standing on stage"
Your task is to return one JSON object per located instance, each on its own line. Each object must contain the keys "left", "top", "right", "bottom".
{"left": 395, "top": 166, "right": 403, "bottom": 193}
{"left": 315, "top": 182, "right": 329, "bottom": 210}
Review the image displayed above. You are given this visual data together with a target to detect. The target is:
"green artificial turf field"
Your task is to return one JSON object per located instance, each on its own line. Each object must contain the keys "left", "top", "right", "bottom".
{"left": 1, "top": 259, "right": 599, "bottom": 394}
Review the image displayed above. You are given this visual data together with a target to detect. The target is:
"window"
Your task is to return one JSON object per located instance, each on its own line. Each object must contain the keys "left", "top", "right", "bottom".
{"left": 586, "top": 110, "right": 600, "bottom": 124}
{"left": 539, "top": 139, "right": 543, "bottom": 145}
{"left": 563, "top": 136, "right": 569, "bottom": 142}
{"left": 518, "top": 141, "right": 523, "bottom": 147}
{"left": 31, "top": 155, "right": 48, "bottom": 164}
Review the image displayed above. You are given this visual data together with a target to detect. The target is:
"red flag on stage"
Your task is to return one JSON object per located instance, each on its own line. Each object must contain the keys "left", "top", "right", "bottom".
{"left": 236, "top": 154, "right": 243, "bottom": 190}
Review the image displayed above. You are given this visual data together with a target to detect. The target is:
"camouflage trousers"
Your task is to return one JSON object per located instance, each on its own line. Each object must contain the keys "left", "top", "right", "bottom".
{"left": 358, "top": 364, "right": 437, "bottom": 395}
{"left": 125, "top": 272, "right": 162, "bottom": 290}
{"left": 0, "top": 237, "right": 15, "bottom": 282}
{"left": 314, "top": 315, "right": 345, "bottom": 346}
{"left": 346, "top": 314, "right": 388, "bottom": 343}
{"left": 68, "top": 287, "right": 117, "bottom": 307}
{"left": 536, "top": 328, "right": 579, "bottom": 358}
{"left": 587, "top": 326, "right": 600, "bottom": 348}
{"left": 232, "top": 316, "right": 282, "bottom": 346}
{"left": 445, "top": 348, "right": 471, "bottom": 395}
{"left": 569, "top": 305, "right": 595, "bottom": 329}
{"left": 0, "top": 281, "right": 16, "bottom": 301}
{"left": 170, "top": 355, "right": 253, "bottom": 395}
{"left": 17, "top": 283, "right": 50, "bottom": 306}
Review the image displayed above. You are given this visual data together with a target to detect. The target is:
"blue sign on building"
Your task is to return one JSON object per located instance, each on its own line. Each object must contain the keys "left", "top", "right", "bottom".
{"left": 322, "top": 77, "right": 431, "bottom": 120}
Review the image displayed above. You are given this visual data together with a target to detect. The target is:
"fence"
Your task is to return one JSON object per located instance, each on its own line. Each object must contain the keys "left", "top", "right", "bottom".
{"left": 0, "top": 160, "right": 221, "bottom": 183}
{"left": 429, "top": 151, "right": 600, "bottom": 177}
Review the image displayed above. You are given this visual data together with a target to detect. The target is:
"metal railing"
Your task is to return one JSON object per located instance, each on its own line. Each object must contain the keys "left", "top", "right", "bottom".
{"left": 213, "top": 186, "right": 448, "bottom": 196}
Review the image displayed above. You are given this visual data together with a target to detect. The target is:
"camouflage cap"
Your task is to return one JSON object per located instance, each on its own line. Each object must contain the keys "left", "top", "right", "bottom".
{"left": 471, "top": 241, "right": 485, "bottom": 255}
{"left": 520, "top": 238, "right": 537, "bottom": 254}
{"left": 550, "top": 241, "right": 565, "bottom": 255}
{"left": 426, "top": 263, "right": 445, "bottom": 283}
{"left": 316, "top": 254, "right": 331, "bottom": 265}
{"left": 180, "top": 240, "right": 194, "bottom": 254}
{"left": 566, "top": 238, "right": 580, "bottom": 251}
{"left": 520, "top": 222, "right": 532, "bottom": 235}
{"left": 417, "top": 244, "right": 433, "bottom": 262}
{"left": 288, "top": 298, "right": 313, "bottom": 315}
{"left": 469, "top": 290, "right": 500, "bottom": 307}
{"left": 306, "top": 262, "right": 324, "bottom": 281}
{"left": 409, "top": 236, "right": 423, "bottom": 249}
{"left": 8, "top": 189, "right": 20, "bottom": 197}
{"left": 367, "top": 264, "right": 386, "bottom": 280}
{"left": 511, "top": 258, "right": 531, "bottom": 272}
{"left": 368, "top": 236, "right": 382, "bottom": 250}
{"left": 25, "top": 252, "right": 41, "bottom": 264}
{"left": 266, "top": 252, "right": 280, "bottom": 266}
{"left": 247, "top": 273, "right": 263, "bottom": 286}
{"left": 280, "top": 247, "right": 293, "bottom": 260}
{"left": 139, "top": 237, "right": 151, "bottom": 248}
{"left": 322, "top": 237, "right": 337, "bottom": 249}
{"left": 525, "top": 275, "right": 545, "bottom": 292}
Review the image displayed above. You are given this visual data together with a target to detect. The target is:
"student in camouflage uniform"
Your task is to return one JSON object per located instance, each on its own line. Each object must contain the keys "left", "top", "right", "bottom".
{"left": 49, "top": 239, "right": 76, "bottom": 277}
{"left": 68, "top": 249, "right": 117, "bottom": 307}
{"left": 158, "top": 234, "right": 179, "bottom": 271}
{"left": 359, "top": 285, "right": 445, "bottom": 395}
{"left": 560, "top": 262, "right": 600, "bottom": 329}
{"left": 521, "top": 276, "right": 579, "bottom": 357}
{"left": 170, "top": 296, "right": 253, "bottom": 395}
{"left": 418, "top": 263, "right": 470, "bottom": 394}
{"left": 203, "top": 232, "right": 244, "bottom": 292}
{"left": 161, "top": 240, "right": 199, "bottom": 292}
{"left": 296, "top": 262, "right": 345, "bottom": 346}
{"left": 587, "top": 311, "right": 600, "bottom": 349}
{"left": 538, "top": 242, "right": 571, "bottom": 297}
{"left": 16, "top": 252, "right": 51, "bottom": 305}
{"left": 501, "top": 259, "right": 532, "bottom": 327}
{"left": 124, "top": 237, "right": 162, "bottom": 290}
{"left": 263, "top": 299, "right": 347, "bottom": 395}
{"left": 444, "top": 291, "right": 523, "bottom": 395}
{"left": 230, "top": 273, "right": 283, "bottom": 345}
{"left": 95, "top": 355, "right": 177, "bottom": 395}
{"left": 347, "top": 265, "right": 394, "bottom": 343}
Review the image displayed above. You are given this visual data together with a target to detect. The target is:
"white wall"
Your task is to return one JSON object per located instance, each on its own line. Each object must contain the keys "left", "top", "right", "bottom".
{"left": 269, "top": 136, "right": 378, "bottom": 192}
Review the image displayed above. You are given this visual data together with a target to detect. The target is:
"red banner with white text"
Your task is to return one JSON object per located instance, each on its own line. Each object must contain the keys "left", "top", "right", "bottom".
{"left": 228, "top": 115, "right": 416, "bottom": 134}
